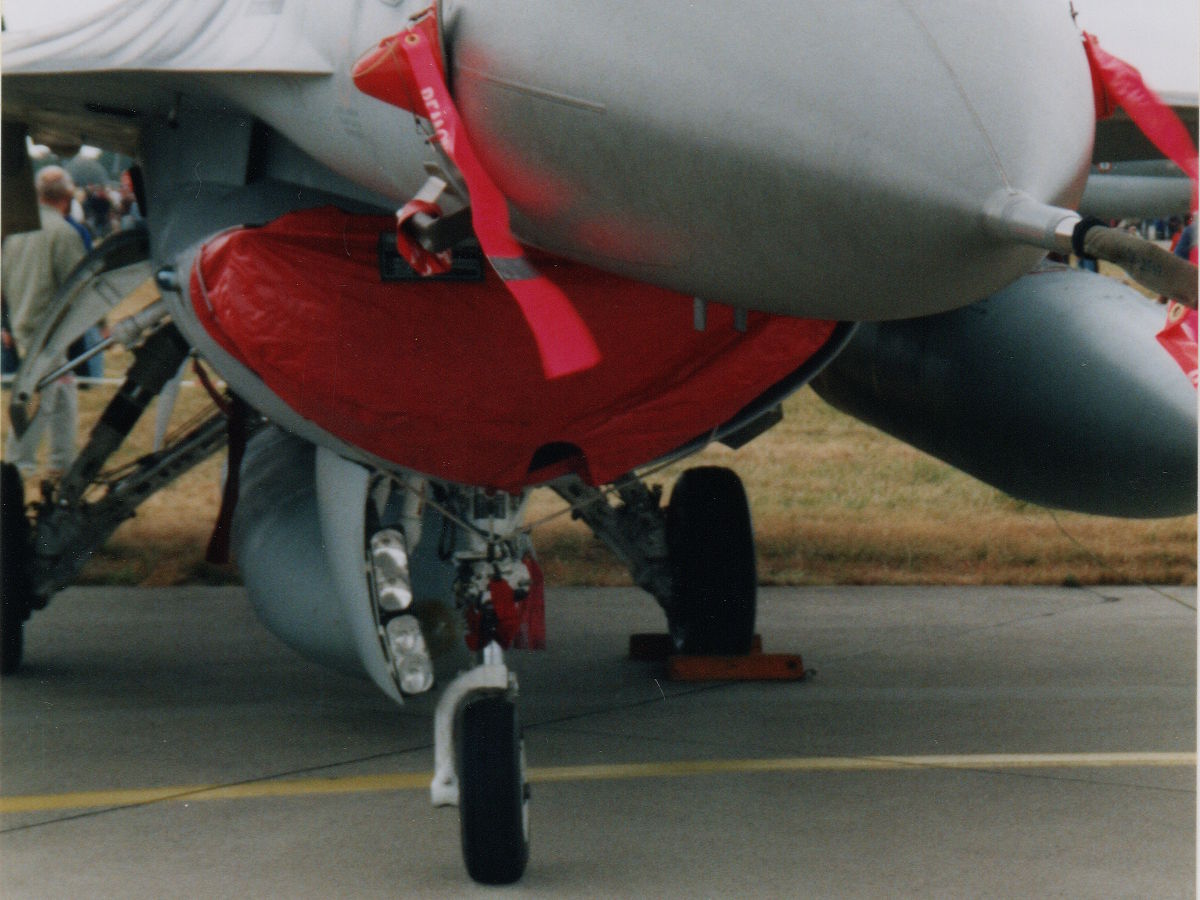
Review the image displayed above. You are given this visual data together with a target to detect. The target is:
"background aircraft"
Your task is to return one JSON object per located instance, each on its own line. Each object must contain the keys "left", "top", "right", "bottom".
{"left": 2, "top": 0, "right": 1196, "bottom": 884}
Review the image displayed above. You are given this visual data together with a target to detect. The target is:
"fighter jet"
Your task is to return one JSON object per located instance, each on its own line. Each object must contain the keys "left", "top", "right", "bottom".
{"left": 2, "top": 0, "right": 1196, "bottom": 885}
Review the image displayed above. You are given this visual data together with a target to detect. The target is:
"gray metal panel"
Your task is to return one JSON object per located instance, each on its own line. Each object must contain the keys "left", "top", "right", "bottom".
{"left": 230, "top": 427, "right": 364, "bottom": 677}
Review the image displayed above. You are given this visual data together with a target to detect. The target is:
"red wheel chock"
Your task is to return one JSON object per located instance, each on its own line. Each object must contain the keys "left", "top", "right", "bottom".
{"left": 628, "top": 634, "right": 806, "bottom": 682}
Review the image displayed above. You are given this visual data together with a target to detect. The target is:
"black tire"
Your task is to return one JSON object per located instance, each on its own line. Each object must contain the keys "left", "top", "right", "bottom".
{"left": 1, "top": 462, "right": 34, "bottom": 675}
{"left": 665, "top": 466, "right": 757, "bottom": 655}
{"left": 458, "top": 694, "right": 530, "bottom": 885}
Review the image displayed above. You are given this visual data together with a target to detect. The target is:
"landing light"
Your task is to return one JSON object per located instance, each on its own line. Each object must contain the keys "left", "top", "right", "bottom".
{"left": 398, "top": 653, "right": 435, "bottom": 695}
{"left": 370, "top": 529, "right": 413, "bottom": 611}
{"left": 386, "top": 614, "right": 434, "bottom": 695}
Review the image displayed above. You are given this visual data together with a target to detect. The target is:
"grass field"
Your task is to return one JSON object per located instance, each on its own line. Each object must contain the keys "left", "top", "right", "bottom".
{"left": 5, "top": 277, "right": 1195, "bottom": 589}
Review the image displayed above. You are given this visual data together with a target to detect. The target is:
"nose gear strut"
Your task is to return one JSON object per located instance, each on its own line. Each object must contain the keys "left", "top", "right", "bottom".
{"left": 430, "top": 488, "right": 535, "bottom": 884}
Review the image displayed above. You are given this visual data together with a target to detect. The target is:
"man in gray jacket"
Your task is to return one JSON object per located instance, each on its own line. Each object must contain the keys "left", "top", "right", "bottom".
{"left": 3, "top": 166, "right": 87, "bottom": 477}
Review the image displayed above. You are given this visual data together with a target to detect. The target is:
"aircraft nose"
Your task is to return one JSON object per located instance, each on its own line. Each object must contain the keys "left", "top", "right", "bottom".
{"left": 439, "top": 0, "right": 1096, "bottom": 319}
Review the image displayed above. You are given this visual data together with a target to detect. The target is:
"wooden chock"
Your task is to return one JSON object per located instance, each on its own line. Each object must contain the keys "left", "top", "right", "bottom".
{"left": 628, "top": 633, "right": 805, "bottom": 681}
{"left": 667, "top": 652, "right": 806, "bottom": 682}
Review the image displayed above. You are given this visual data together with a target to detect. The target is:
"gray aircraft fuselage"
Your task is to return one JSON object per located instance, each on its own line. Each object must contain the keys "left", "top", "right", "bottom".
{"left": 6, "top": 0, "right": 1095, "bottom": 321}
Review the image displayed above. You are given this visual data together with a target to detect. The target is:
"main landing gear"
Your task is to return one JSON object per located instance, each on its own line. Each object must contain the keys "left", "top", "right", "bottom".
{"left": 2, "top": 262, "right": 236, "bottom": 676}
{"left": 552, "top": 464, "right": 758, "bottom": 655}
{"left": 1, "top": 463, "right": 34, "bottom": 675}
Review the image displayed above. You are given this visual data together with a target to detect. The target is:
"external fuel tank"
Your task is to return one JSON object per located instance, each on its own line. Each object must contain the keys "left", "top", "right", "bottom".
{"left": 811, "top": 264, "right": 1197, "bottom": 518}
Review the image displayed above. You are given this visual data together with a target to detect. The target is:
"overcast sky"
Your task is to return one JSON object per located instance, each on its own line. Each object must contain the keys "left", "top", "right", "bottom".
{"left": 3, "top": 0, "right": 1197, "bottom": 95}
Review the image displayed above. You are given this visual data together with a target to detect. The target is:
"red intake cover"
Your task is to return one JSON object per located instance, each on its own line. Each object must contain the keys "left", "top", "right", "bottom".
{"left": 190, "top": 208, "right": 837, "bottom": 491}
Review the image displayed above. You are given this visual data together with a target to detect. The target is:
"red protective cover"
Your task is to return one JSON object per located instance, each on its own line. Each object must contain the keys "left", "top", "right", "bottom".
{"left": 1083, "top": 31, "right": 1199, "bottom": 209}
{"left": 357, "top": 17, "right": 601, "bottom": 378}
{"left": 352, "top": 13, "right": 443, "bottom": 116}
{"left": 1083, "top": 32, "right": 1199, "bottom": 385}
{"left": 190, "top": 208, "right": 837, "bottom": 492}
{"left": 1157, "top": 302, "right": 1199, "bottom": 389}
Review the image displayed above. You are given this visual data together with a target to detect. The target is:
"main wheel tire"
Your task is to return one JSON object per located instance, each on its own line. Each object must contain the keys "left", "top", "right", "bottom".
{"left": 665, "top": 466, "right": 757, "bottom": 655}
{"left": 458, "top": 693, "right": 530, "bottom": 885}
{"left": 1, "top": 463, "right": 34, "bottom": 675}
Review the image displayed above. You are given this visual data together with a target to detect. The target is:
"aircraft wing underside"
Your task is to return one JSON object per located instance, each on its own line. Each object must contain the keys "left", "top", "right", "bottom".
{"left": 2, "top": 0, "right": 333, "bottom": 76}
{"left": 3, "top": 0, "right": 336, "bottom": 159}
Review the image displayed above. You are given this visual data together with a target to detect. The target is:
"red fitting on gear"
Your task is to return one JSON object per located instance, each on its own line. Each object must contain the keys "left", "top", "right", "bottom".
{"left": 395, "top": 198, "right": 452, "bottom": 276}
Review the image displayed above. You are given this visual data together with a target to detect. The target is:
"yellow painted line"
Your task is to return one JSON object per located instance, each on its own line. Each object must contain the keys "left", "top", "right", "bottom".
{"left": 528, "top": 752, "right": 1198, "bottom": 784}
{"left": 1, "top": 752, "right": 1192, "bottom": 815}
{"left": 0, "top": 772, "right": 432, "bottom": 814}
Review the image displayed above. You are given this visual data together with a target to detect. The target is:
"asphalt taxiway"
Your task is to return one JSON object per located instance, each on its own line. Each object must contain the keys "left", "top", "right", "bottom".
{"left": 1, "top": 584, "right": 1195, "bottom": 898}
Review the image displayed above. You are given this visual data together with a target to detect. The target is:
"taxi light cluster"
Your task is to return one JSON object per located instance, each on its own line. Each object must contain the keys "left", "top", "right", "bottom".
{"left": 370, "top": 528, "right": 433, "bottom": 695}
{"left": 386, "top": 615, "right": 434, "bottom": 695}
{"left": 370, "top": 529, "right": 413, "bottom": 611}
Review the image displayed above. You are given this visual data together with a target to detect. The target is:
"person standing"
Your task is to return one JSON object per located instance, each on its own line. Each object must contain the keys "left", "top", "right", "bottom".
{"left": 60, "top": 192, "right": 104, "bottom": 383}
{"left": 1, "top": 298, "right": 18, "bottom": 377}
{"left": 3, "top": 166, "right": 87, "bottom": 477}
{"left": 1173, "top": 218, "right": 1195, "bottom": 263}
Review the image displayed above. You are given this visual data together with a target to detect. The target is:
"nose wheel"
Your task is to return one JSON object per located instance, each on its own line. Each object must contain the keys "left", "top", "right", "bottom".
{"left": 458, "top": 692, "right": 530, "bottom": 885}
{"left": 430, "top": 645, "right": 530, "bottom": 886}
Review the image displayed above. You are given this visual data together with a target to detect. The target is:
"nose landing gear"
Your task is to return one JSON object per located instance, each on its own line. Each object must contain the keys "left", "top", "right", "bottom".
{"left": 429, "top": 489, "right": 535, "bottom": 885}
{"left": 428, "top": 464, "right": 759, "bottom": 884}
